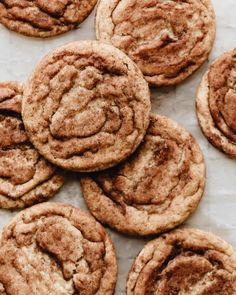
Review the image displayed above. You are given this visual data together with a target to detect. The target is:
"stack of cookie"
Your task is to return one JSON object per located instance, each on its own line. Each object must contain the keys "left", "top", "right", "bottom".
{"left": 0, "top": 0, "right": 236, "bottom": 294}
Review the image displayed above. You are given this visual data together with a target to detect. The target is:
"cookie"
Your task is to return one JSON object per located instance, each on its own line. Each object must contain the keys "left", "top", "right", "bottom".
{"left": 196, "top": 49, "right": 236, "bottom": 157}
{"left": 81, "top": 114, "right": 205, "bottom": 235}
{"left": 0, "top": 0, "right": 97, "bottom": 38}
{"left": 0, "top": 82, "right": 64, "bottom": 209}
{"left": 22, "top": 41, "right": 151, "bottom": 172}
{"left": 96, "top": 0, "right": 216, "bottom": 86}
{"left": 127, "top": 228, "right": 236, "bottom": 294}
{"left": 0, "top": 202, "right": 117, "bottom": 294}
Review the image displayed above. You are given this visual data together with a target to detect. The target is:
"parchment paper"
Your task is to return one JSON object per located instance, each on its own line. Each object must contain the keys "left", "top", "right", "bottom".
{"left": 0, "top": 0, "right": 235, "bottom": 293}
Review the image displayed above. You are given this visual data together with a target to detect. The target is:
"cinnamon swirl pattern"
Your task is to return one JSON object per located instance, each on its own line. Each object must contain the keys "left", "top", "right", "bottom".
{"left": 0, "top": 203, "right": 117, "bottom": 295}
{"left": 0, "top": 82, "right": 64, "bottom": 209}
{"left": 81, "top": 115, "right": 205, "bottom": 235}
{"left": 127, "top": 228, "right": 236, "bottom": 295}
{"left": 196, "top": 49, "right": 236, "bottom": 157}
{"left": 0, "top": 0, "right": 97, "bottom": 37}
{"left": 96, "top": 0, "right": 216, "bottom": 86}
{"left": 22, "top": 41, "right": 151, "bottom": 172}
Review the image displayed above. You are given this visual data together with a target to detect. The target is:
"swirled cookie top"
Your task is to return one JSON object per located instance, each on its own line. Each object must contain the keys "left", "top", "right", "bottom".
{"left": 96, "top": 0, "right": 216, "bottom": 86}
{"left": 196, "top": 48, "right": 236, "bottom": 157}
{"left": 0, "top": 0, "right": 97, "bottom": 37}
{"left": 81, "top": 115, "right": 205, "bottom": 235}
{"left": 127, "top": 228, "right": 236, "bottom": 294}
{"left": 0, "top": 82, "right": 64, "bottom": 209}
{"left": 208, "top": 49, "right": 236, "bottom": 143}
{"left": 22, "top": 41, "right": 151, "bottom": 172}
{"left": 0, "top": 203, "right": 117, "bottom": 295}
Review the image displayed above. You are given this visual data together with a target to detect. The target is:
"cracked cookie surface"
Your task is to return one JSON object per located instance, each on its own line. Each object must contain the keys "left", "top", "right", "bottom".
{"left": 196, "top": 48, "right": 236, "bottom": 157}
{"left": 96, "top": 0, "right": 216, "bottom": 86}
{"left": 0, "top": 202, "right": 117, "bottom": 295}
{"left": 127, "top": 228, "right": 236, "bottom": 295}
{"left": 0, "top": 0, "right": 97, "bottom": 38}
{"left": 22, "top": 41, "right": 151, "bottom": 172}
{"left": 81, "top": 114, "right": 205, "bottom": 235}
{"left": 0, "top": 82, "right": 64, "bottom": 209}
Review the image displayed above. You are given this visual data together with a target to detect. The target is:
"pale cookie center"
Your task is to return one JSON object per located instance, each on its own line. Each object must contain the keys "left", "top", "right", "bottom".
{"left": 49, "top": 67, "right": 123, "bottom": 139}
{"left": 43, "top": 61, "right": 137, "bottom": 158}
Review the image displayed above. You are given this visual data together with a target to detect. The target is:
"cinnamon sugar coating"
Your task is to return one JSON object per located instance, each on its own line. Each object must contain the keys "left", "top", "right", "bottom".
{"left": 96, "top": 0, "right": 215, "bottom": 86}
{"left": 0, "top": 202, "right": 117, "bottom": 295}
{"left": 22, "top": 41, "right": 151, "bottom": 172}
{"left": 196, "top": 49, "right": 236, "bottom": 157}
{"left": 81, "top": 115, "right": 205, "bottom": 235}
{"left": 0, "top": 82, "right": 64, "bottom": 209}
{"left": 0, "top": 0, "right": 97, "bottom": 37}
{"left": 96, "top": 0, "right": 216, "bottom": 86}
{"left": 127, "top": 228, "right": 236, "bottom": 295}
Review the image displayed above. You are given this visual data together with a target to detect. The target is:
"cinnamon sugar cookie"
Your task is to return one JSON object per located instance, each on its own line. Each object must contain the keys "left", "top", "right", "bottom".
{"left": 0, "top": 202, "right": 117, "bottom": 294}
{"left": 127, "top": 228, "right": 236, "bottom": 294}
{"left": 0, "top": 82, "right": 64, "bottom": 209}
{"left": 81, "top": 115, "right": 205, "bottom": 235}
{"left": 0, "top": 0, "right": 97, "bottom": 38}
{"left": 96, "top": 0, "right": 216, "bottom": 86}
{"left": 196, "top": 49, "right": 236, "bottom": 157}
{"left": 22, "top": 41, "right": 151, "bottom": 172}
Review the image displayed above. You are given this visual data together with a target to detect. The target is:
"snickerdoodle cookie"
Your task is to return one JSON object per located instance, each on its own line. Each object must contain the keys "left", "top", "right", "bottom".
{"left": 127, "top": 228, "right": 236, "bottom": 294}
{"left": 22, "top": 41, "right": 151, "bottom": 172}
{"left": 0, "top": 202, "right": 117, "bottom": 295}
{"left": 96, "top": 0, "right": 216, "bottom": 86}
{"left": 0, "top": 82, "right": 64, "bottom": 209}
{"left": 81, "top": 115, "right": 205, "bottom": 235}
{"left": 196, "top": 48, "right": 236, "bottom": 157}
{"left": 0, "top": 0, "right": 97, "bottom": 38}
